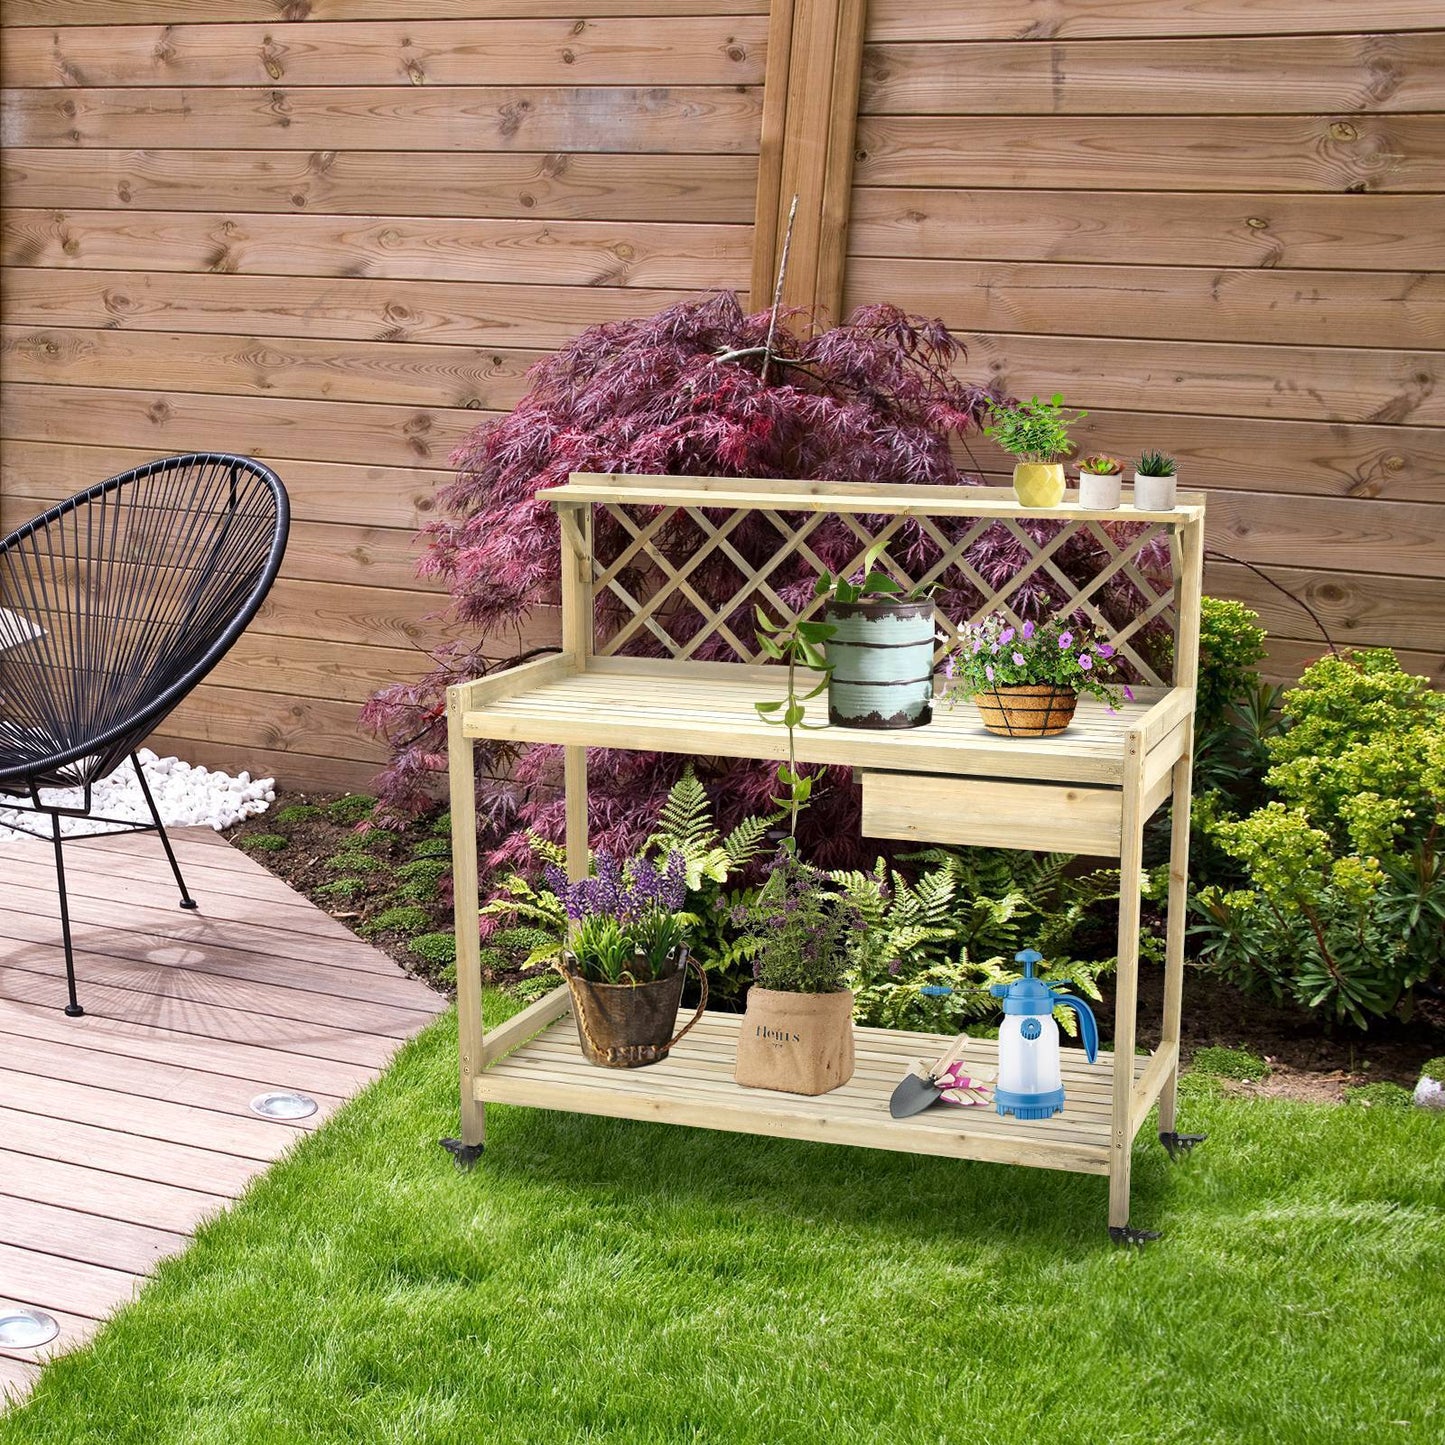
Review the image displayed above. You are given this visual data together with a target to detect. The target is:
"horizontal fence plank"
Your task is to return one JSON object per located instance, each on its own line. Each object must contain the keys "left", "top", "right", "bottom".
{"left": 1, "top": 84, "right": 764, "bottom": 154}
{"left": 1263, "top": 636, "right": 1442, "bottom": 688}
{"left": 969, "top": 408, "right": 1445, "bottom": 504}
{"left": 847, "top": 187, "right": 1444, "bottom": 271}
{"left": 0, "top": 208, "right": 753, "bottom": 289}
{"left": 144, "top": 733, "right": 381, "bottom": 795}
{"left": 853, "top": 114, "right": 1445, "bottom": 193}
{"left": 209, "top": 631, "right": 441, "bottom": 705}
{"left": 1, "top": 267, "right": 691, "bottom": 347}
{"left": 0, "top": 149, "right": 760, "bottom": 222}
{"left": 1205, "top": 560, "right": 1444, "bottom": 656}
{"left": 2, "top": 325, "right": 543, "bottom": 410}
{"left": 1, "top": 0, "right": 769, "bottom": 21}
{"left": 864, "top": 0, "right": 1445, "bottom": 42}
{"left": 845, "top": 255, "right": 1444, "bottom": 352}
{"left": 164, "top": 682, "right": 385, "bottom": 762}
{"left": 933, "top": 330, "right": 1444, "bottom": 429}
{"left": 0, "top": 17, "right": 767, "bottom": 88}
{"left": 2, "top": 440, "right": 446, "bottom": 530}
{"left": 0, "top": 381, "right": 486, "bottom": 468}
{"left": 859, "top": 34, "right": 1445, "bottom": 115}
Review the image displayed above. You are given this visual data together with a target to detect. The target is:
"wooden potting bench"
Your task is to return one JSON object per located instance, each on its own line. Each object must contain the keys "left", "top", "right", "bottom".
{"left": 445, "top": 474, "right": 1206, "bottom": 1239}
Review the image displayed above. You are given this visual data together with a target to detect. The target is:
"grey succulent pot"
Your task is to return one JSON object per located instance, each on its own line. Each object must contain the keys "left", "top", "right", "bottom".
{"left": 824, "top": 598, "right": 935, "bottom": 729}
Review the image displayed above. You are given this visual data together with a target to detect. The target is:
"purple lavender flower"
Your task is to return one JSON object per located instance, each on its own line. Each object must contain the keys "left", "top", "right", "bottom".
{"left": 1058, "top": 631, "right": 1074, "bottom": 650}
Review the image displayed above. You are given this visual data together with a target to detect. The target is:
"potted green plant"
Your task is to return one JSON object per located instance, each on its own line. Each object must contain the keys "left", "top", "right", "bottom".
{"left": 1132, "top": 450, "right": 1178, "bottom": 511}
{"left": 1075, "top": 453, "right": 1124, "bottom": 511}
{"left": 984, "top": 394, "right": 1087, "bottom": 508}
{"left": 942, "top": 612, "right": 1128, "bottom": 737}
{"left": 731, "top": 848, "right": 859, "bottom": 1095}
{"left": 814, "top": 538, "right": 936, "bottom": 729}
{"left": 541, "top": 850, "right": 706, "bottom": 1068}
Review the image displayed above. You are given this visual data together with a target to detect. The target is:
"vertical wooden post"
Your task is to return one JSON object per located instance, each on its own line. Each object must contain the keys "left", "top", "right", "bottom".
{"left": 1158, "top": 513, "right": 1205, "bottom": 1134}
{"left": 750, "top": 0, "right": 869, "bottom": 318}
{"left": 1109, "top": 729, "right": 1146, "bottom": 1231}
{"left": 447, "top": 689, "right": 485, "bottom": 1149}
{"left": 558, "top": 501, "right": 593, "bottom": 881}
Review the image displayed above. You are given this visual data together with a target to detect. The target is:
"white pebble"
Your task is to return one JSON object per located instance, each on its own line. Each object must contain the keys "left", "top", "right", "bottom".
{"left": 1416, "top": 1076, "right": 1445, "bottom": 1111}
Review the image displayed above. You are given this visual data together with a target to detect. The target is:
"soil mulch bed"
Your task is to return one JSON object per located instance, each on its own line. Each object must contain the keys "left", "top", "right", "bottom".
{"left": 227, "top": 789, "right": 1445, "bottom": 1105}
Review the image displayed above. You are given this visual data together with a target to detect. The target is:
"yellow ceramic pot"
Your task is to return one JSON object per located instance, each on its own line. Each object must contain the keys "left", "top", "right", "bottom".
{"left": 1012, "top": 462, "right": 1066, "bottom": 508}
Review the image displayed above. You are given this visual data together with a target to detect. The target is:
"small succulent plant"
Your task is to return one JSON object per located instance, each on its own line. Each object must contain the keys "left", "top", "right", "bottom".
{"left": 1076, "top": 454, "right": 1123, "bottom": 476}
{"left": 1135, "top": 450, "right": 1177, "bottom": 477}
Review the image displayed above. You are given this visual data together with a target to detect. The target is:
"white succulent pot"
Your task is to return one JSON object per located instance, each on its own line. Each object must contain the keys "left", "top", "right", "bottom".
{"left": 1131, "top": 472, "right": 1178, "bottom": 511}
{"left": 1077, "top": 471, "right": 1122, "bottom": 510}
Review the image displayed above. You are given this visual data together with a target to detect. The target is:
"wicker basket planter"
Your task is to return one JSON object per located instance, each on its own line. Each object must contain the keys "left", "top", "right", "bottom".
{"left": 734, "top": 987, "right": 856, "bottom": 1096}
{"left": 562, "top": 952, "right": 706, "bottom": 1068}
{"left": 972, "top": 684, "right": 1078, "bottom": 737}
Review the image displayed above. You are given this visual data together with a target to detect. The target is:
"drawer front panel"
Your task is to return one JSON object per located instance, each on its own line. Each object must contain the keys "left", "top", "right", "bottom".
{"left": 860, "top": 771, "right": 1124, "bottom": 857}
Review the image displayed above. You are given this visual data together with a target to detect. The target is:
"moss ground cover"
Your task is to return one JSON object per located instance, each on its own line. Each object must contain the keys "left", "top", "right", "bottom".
{"left": 4, "top": 998, "right": 1442, "bottom": 1445}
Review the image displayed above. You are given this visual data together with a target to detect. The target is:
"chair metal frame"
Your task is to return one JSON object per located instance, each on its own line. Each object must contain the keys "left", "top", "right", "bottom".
{"left": 0, "top": 453, "right": 289, "bottom": 1016}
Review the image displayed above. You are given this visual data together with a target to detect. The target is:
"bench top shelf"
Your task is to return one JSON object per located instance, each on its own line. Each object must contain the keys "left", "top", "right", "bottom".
{"left": 459, "top": 656, "right": 1186, "bottom": 786}
{"left": 478, "top": 999, "right": 1150, "bottom": 1176}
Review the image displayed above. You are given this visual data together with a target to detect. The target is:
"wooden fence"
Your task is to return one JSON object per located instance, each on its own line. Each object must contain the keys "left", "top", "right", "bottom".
{"left": 1, "top": 0, "right": 1441, "bottom": 792}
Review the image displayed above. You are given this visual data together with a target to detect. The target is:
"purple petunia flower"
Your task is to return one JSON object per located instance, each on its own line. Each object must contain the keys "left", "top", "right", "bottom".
{"left": 1021, "top": 620, "right": 1035, "bottom": 640}
{"left": 1079, "top": 653, "right": 1093, "bottom": 670}
{"left": 1097, "top": 642, "right": 1115, "bottom": 659}
{"left": 1012, "top": 651, "right": 1026, "bottom": 666}
{"left": 1000, "top": 626, "right": 1015, "bottom": 644}
{"left": 1058, "top": 631, "right": 1074, "bottom": 649}
{"left": 985, "top": 663, "right": 995, "bottom": 682}
{"left": 1123, "top": 684, "right": 1135, "bottom": 702}
{"left": 972, "top": 637, "right": 984, "bottom": 654}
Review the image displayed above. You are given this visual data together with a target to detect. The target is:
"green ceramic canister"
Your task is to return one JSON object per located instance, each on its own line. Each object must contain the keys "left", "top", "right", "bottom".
{"left": 824, "top": 599, "right": 936, "bottom": 729}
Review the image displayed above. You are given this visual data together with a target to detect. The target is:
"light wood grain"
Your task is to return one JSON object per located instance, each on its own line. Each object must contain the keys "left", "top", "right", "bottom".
{"left": 0, "top": 17, "right": 767, "bottom": 88}
{"left": 1, "top": 149, "right": 759, "bottom": 222}
{"left": 854, "top": 114, "right": 1445, "bottom": 193}
{"left": 859, "top": 34, "right": 1445, "bottom": 115}
{"left": 1, "top": 85, "right": 764, "bottom": 154}
{"left": 2, "top": 0, "right": 769, "bottom": 21}
{"left": 848, "top": 187, "right": 1445, "bottom": 271}
{"left": 846, "top": 257, "right": 1444, "bottom": 354}
{"left": 0, "top": 208, "right": 754, "bottom": 289}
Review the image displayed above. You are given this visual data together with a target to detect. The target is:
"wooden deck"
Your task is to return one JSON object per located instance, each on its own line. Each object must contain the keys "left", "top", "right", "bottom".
{"left": 0, "top": 827, "right": 445, "bottom": 1407}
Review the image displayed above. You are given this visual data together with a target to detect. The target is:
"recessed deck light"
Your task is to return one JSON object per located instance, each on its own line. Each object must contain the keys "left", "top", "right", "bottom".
{"left": 249, "top": 1090, "right": 318, "bottom": 1120}
{"left": 0, "top": 1308, "right": 59, "bottom": 1349}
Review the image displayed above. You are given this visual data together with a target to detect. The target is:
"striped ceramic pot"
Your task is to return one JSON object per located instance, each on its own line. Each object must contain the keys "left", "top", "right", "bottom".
{"left": 824, "top": 599, "right": 935, "bottom": 729}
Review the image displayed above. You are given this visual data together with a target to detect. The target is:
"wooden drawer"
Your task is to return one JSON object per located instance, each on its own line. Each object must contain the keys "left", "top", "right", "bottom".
{"left": 860, "top": 771, "right": 1124, "bottom": 857}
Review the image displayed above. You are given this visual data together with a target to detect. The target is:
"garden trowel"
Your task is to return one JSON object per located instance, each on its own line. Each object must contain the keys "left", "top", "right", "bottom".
{"left": 888, "top": 1033, "right": 972, "bottom": 1118}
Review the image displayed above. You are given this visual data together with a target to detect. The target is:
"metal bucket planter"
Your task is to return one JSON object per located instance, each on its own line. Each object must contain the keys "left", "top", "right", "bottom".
{"left": 825, "top": 599, "right": 935, "bottom": 729}
{"left": 733, "top": 987, "right": 856, "bottom": 1096}
{"left": 563, "top": 951, "right": 707, "bottom": 1068}
{"left": 973, "top": 684, "right": 1078, "bottom": 737}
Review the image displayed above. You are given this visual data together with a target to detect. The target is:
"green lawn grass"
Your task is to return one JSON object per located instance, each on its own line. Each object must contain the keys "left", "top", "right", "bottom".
{"left": 5, "top": 996, "right": 1443, "bottom": 1445}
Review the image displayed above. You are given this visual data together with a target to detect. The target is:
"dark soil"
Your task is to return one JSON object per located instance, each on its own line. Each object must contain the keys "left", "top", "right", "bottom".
{"left": 228, "top": 788, "right": 1445, "bottom": 1104}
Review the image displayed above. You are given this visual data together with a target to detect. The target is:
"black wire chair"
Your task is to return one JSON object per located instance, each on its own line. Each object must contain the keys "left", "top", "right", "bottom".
{"left": 0, "top": 454, "right": 289, "bottom": 1016}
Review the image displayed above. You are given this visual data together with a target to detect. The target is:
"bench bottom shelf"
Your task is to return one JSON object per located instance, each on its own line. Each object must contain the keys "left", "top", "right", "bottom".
{"left": 478, "top": 1008, "right": 1153, "bottom": 1177}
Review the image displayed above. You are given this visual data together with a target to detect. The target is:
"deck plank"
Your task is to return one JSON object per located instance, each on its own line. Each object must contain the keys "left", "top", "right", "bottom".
{"left": 0, "top": 827, "right": 442, "bottom": 1405}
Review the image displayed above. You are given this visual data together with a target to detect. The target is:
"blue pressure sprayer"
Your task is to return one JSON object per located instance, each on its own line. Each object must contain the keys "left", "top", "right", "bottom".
{"left": 990, "top": 949, "right": 1099, "bottom": 1120}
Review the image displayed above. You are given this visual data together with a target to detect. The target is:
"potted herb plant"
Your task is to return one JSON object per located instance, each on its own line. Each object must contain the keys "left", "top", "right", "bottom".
{"left": 541, "top": 850, "right": 706, "bottom": 1068}
{"left": 1132, "top": 451, "right": 1178, "bottom": 511}
{"left": 984, "top": 394, "right": 1087, "bottom": 508}
{"left": 815, "top": 538, "right": 936, "bottom": 729}
{"left": 731, "top": 848, "right": 858, "bottom": 1095}
{"left": 1075, "top": 454, "right": 1124, "bottom": 511}
{"left": 942, "top": 613, "right": 1127, "bottom": 737}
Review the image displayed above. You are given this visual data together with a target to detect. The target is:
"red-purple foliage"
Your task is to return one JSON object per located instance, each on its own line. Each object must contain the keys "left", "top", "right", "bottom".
{"left": 361, "top": 293, "right": 1160, "bottom": 867}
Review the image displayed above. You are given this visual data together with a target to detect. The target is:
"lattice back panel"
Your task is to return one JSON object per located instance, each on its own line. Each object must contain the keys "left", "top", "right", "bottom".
{"left": 585, "top": 498, "right": 1183, "bottom": 687}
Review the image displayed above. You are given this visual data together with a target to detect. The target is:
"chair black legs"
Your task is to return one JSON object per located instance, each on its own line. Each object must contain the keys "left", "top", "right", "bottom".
{"left": 49, "top": 814, "right": 84, "bottom": 1018}
{"left": 130, "top": 753, "right": 198, "bottom": 911}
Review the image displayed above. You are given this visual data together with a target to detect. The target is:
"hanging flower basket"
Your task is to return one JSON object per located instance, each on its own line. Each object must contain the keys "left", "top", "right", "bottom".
{"left": 971, "top": 684, "right": 1077, "bottom": 737}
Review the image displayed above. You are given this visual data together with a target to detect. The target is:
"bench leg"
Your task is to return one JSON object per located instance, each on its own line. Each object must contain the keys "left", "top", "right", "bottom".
{"left": 1157, "top": 743, "right": 1193, "bottom": 1137}
{"left": 447, "top": 713, "right": 486, "bottom": 1158}
{"left": 1109, "top": 743, "right": 1145, "bottom": 1234}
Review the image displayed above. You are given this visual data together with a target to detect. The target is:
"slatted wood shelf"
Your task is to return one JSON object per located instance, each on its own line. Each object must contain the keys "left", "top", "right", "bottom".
{"left": 447, "top": 474, "right": 1205, "bottom": 1236}
{"left": 479, "top": 990, "right": 1149, "bottom": 1176}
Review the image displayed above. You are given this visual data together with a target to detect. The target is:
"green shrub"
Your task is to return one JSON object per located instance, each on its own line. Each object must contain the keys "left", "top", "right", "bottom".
{"left": 1189, "top": 1046, "right": 1269, "bottom": 1083}
{"left": 393, "top": 858, "right": 448, "bottom": 902}
{"left": 1194, "top": 649, "right": 1444, "bottom": 1028}
{"left": 240, "top": 834, "right": 288, "bottom": 853}
{"left": 409, "top": 932, "right": 458, "bottom": 968}
{"left": 410, "top": 838, "right": 452, "bottom": 861}
{"left": 326, "top": 851, "right": 384, "bottom": 875}
{"left": 1343, "top": 1082, "right": 1414, "bottom": 1111}
{"left": 273, "top": 804, "right": 322, "bottom": 827}
{"left": 430, "top": 810, "right": 452, "bottom": 838}
{"left": 362, "top": 906, "right": 431, "bottom": 938}
{"left": 325, "top": 794, "right": 378, "bottom": 825}
{"left": 315, "top": 877, "right": 366, "bottom": 902}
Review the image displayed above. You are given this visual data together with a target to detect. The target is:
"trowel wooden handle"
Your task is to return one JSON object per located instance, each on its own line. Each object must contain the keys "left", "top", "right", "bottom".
{"left": 929, "top": 1032, "right": 971, "bottom": 1077}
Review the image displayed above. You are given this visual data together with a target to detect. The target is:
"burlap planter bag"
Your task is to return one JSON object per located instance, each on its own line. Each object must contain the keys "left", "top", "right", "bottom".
{"left": 563, "top": 953, "right": 707, "bottom": 1069}
{"left": 972, "top": 684, "right": 1077, "bottom": 738}
{"left": 734, "top": 987, "right": 856, "bottom": 1096}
